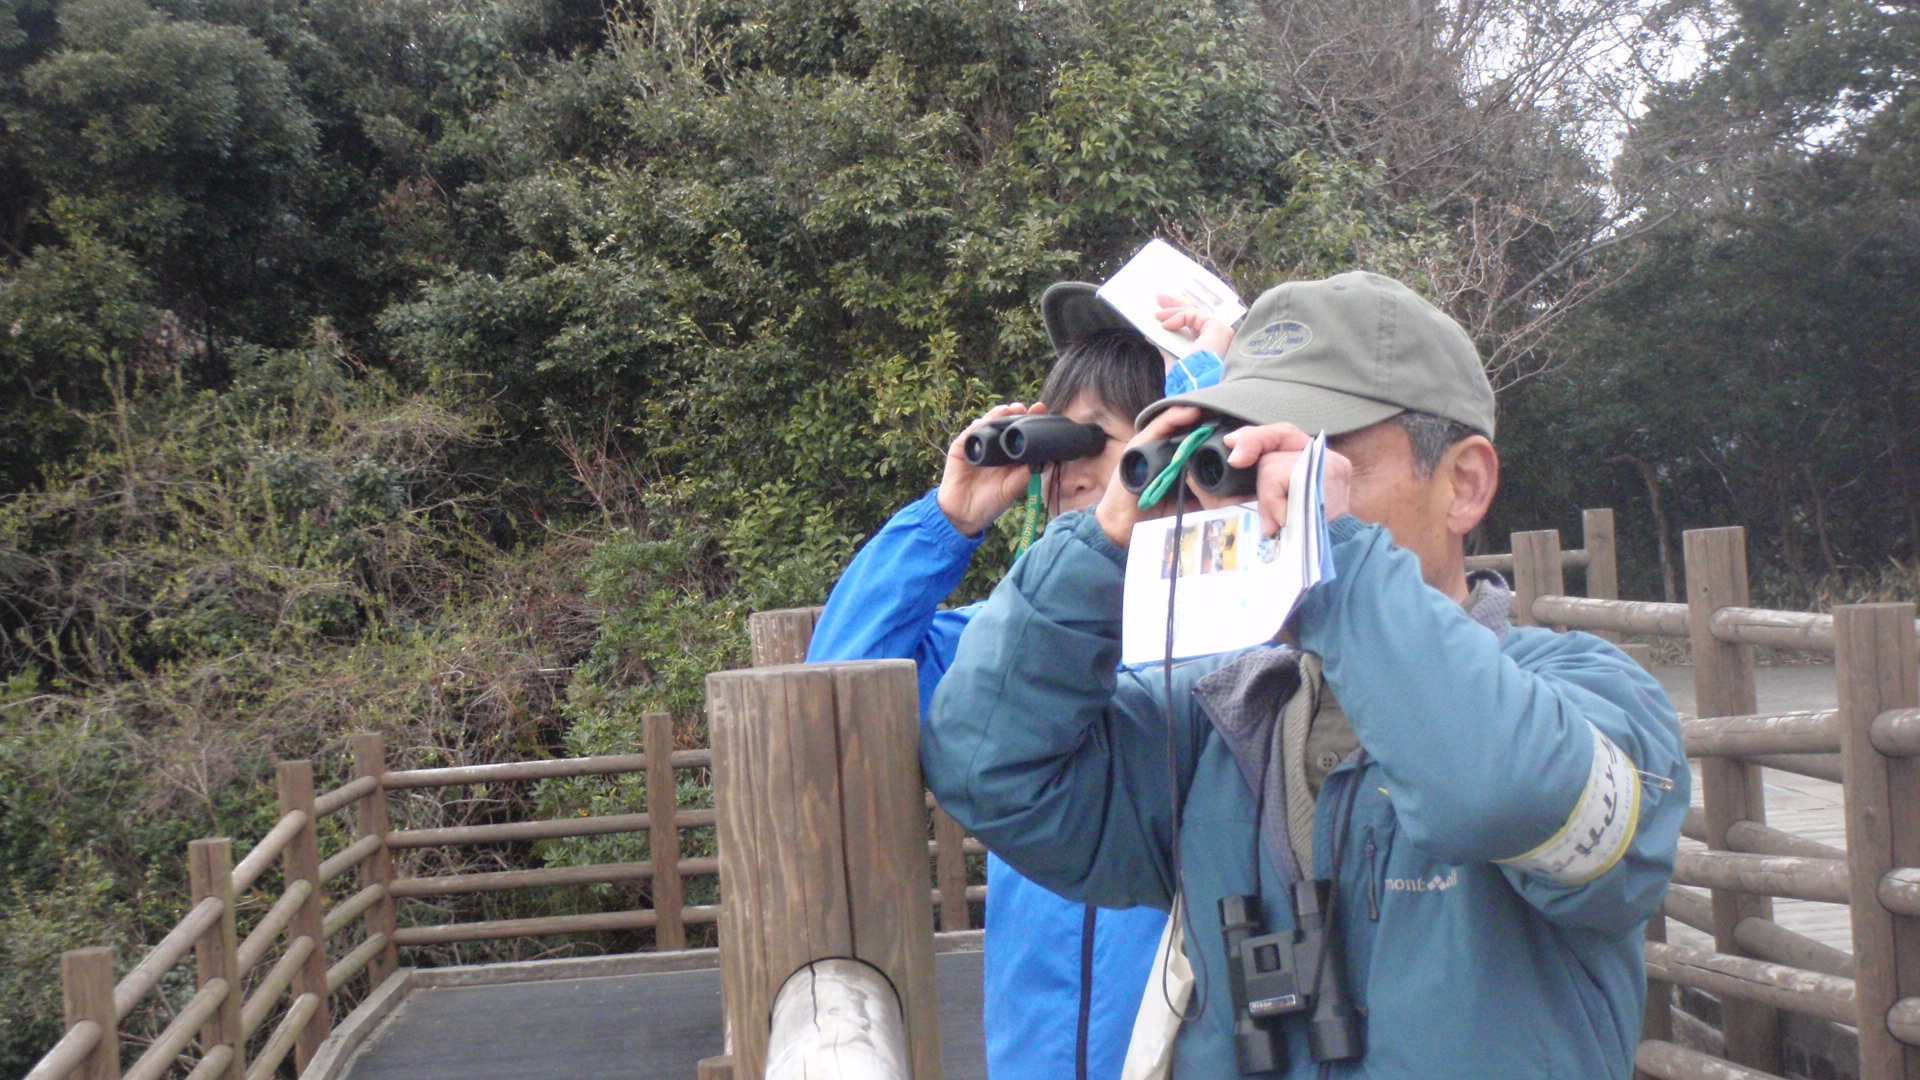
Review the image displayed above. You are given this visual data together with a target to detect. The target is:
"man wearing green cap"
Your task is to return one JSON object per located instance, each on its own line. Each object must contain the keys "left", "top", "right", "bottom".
{"left": 923, "top": 271, "right": 1686, "bottom": 1079}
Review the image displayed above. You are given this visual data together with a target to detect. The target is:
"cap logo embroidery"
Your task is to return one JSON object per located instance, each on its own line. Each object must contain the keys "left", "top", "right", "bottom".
{"left": 1241, "top": 320, "right": 1312, "bottom": 358}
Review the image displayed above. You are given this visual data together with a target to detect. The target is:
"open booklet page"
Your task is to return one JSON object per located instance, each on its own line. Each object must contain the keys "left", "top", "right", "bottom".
{"left": 1095, "top": 239, "right": 1247, "bottom": 359}
{"left": 1120, "top": 433, "right": 1334, "bottom": 666}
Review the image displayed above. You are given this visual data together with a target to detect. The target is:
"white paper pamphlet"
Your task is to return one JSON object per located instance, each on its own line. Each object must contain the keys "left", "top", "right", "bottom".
{"left": 1096, "top": 239, "right": 1247, "bottom": 360}
{"left": 1120, "top": 433, "right": 1336, "bottom": 666}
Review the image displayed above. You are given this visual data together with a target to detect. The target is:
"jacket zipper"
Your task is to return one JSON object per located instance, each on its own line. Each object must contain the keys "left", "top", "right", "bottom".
{"left": 1364, "top": 827, "right": 1380, "bottom": 921}
{"left": 1077, "top": 903, "right": 1095, "bottom": 1080}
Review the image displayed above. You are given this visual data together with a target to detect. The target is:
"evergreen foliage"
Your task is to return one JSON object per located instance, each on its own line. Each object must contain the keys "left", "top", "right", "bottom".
{"left": 1493, "top": 0, "right": 1920, "bottom": 601}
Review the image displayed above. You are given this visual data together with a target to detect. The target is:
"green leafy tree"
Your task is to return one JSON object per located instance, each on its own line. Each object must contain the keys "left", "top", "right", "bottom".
{"left": 1506, "top": 0, "right": 1920, "bottom": 604}
{"left": 0, "top": 237, "right": 157, "bottom": 490}
{"left": 9, "top": 0, "right": 318, "bottom": 364}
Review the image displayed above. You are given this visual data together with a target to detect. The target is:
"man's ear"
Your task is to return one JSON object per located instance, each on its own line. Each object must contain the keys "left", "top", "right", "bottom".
{"left": 1442, "top": 436, "right": 1498, "bottom": 539}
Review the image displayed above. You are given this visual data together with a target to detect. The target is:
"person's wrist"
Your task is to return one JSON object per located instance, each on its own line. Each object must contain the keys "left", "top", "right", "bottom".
{"left": 1094, "top": 496, "right": 1135, "bottom": 548}
{"left": 936, "top": 488, "right": 987, "bottom": 537}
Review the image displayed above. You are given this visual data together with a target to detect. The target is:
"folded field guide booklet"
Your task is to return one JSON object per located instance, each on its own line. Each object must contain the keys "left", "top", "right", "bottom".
{"left": 1121, "top": 434, "right": 1335, "bottom": 666}
{"left": 1096, "top": 239, "right": 1248, "bottom": 359}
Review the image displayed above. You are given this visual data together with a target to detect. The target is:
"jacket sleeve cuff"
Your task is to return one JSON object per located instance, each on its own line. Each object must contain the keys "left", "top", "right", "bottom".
{"left": 1327, "top": 513, "right": 1366, "bottom": 545}
{"left": 1069, "top": 509, "right": 1129, "bottom": 568}
{"left": 1296, "top": 516, "right": 1378, "bottom": 629}
{"left": 903, "top": 489, "right": 988, "bottom": 556}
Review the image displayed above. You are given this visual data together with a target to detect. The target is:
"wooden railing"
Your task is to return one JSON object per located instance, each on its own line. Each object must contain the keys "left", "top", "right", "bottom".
{"left": 24, "top": 720, "right": 727, "bottom": 1080}
{"left": 25, "top": 686, "right": 979, "bottom": 1079}
{"left": 29, "top": 756, "right": 393, "bottom": 1080}
{"left": 374, "top": 714, "right": 716, "bottom": 950}
{"left": 1465, "top": 506, "right": 1620, "bottom": 602}
{"left": 745, "top": 604, "right": 987, "bottom": 935}
{"left": 1511, "top": 526, "right": 1920, "bottom": 1080}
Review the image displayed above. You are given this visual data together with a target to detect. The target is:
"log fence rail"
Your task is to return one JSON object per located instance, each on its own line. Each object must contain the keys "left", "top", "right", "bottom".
{"left": 23, "top": 699, "right": 976, "bottom": 1079}
{"left": 1505, "top": 527, "right": 1920, "bottom": 1080}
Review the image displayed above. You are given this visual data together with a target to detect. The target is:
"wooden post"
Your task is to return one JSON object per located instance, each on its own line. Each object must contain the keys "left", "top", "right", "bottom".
{"left": 647, "top": 711, "right": 687, "bottom": 951}
{"left": 1633, "top": 617, "right": 1670, "bottom": 1077}
{"left": 709, "top": 659, "right": 940, "bottom": 1080}
{"left": 348, "top": 735, "right": 399, "bottom": 985}
{"left": 62, "top": 947, "right": 119, "bottom": 1080}
{"left": 1639, "top": 911, "right": 1673, "bottom": 1072}
{"left": 1509, "top": 530, "right": 1564, "bottom": 628}
{"left": 188, "top": 840, "right": 246, "bottom": 1080}
{"left": 697, "top": 1057, "right": 735, "bottom": 1080}
{"left": 748, "top": 607, "right": 823, "bottom": 667}
{"left": 1836, "top": 604, "right": 1920, "bottom": 1080}
{"left": 1683, "top": 527, "right": 1779, "bottom": 1072}
{"left": 276, "top": 760, "right": 333, "bottom": 1069}
{"left": 932, "top": 804, "right": 971, "bottom": 932}
{"left": 1583, "top": 509, "right": 1620, "bottom": 642}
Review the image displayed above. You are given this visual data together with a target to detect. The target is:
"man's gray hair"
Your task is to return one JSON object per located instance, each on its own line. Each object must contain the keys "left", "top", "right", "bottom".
{"left": 1394, "top": 411, "right": 1481, "bottom": 478}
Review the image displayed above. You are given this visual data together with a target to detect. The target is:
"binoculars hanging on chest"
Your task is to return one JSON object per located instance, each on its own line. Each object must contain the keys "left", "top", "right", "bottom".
{"left": 963, "top": 415, "right": 1109, "bottom": 468}
{"left": 1219, "top": 882, "right": 1366, "bottom": 1074}
{"left": 1120, "top": 426, "right": 1257, "bottom": 497}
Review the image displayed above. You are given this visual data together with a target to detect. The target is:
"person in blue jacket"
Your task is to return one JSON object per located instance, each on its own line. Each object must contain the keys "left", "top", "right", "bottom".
{"left": 924, "top": 272, "right": 1688, "bottom": 1079}
{"left": 807, "top": 282, "right": 1235, "bottom": 1080}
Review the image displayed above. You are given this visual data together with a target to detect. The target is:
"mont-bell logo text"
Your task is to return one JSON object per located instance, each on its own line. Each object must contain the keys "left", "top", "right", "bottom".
{"left": 1383, "top": 869, "right": 1459, "bottom": 893}
{"left": 1242, "top": 320, "right": 1313, "bottom": 358}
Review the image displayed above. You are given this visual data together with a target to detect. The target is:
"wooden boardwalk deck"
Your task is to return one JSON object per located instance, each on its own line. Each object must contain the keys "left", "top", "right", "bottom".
{"left": 335, "top": 947, "right": 986, "bottom": 1080}
{"left": 1653, "top": 663, "right": 1851, "bottom": 954}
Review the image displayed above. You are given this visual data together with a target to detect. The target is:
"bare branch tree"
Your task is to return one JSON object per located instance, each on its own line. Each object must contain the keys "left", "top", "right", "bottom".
{"left": 1255, "top": 0, "right": 1734, "bottom": 385}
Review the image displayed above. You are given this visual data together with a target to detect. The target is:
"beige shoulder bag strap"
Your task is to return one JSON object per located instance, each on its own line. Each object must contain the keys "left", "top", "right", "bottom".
{"left": 1119, "top": 893, "right": 1191, "bottom": 1080}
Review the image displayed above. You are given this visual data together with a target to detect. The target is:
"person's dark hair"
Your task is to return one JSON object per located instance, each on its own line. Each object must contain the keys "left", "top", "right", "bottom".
{"left": 1394, "top": 410, "right": 1482, "bottom": 478}
{"left": 1040, "top": 329, "right": 1163, "bottom": 422}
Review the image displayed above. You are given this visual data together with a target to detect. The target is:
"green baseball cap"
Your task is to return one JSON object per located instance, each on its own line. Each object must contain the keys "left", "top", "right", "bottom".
{"left": 1139, "top": 271, "right": 1495, "bottom": 439}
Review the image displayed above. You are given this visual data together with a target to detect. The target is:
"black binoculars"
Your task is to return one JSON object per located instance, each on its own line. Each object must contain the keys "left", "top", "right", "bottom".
{"left": 963, "top": 415, "right": 1109, "bottom": 469}
{"left": 1119, "top": 426, "right": 1256, "bottom": 497}
{"left": 1219, "top": 882, "right": 1365, "bottom": 1075}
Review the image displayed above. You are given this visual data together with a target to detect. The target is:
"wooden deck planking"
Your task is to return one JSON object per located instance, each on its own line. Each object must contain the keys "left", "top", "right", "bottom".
{"left": 339, "top": 948, "right": 986, "bottom": 1080}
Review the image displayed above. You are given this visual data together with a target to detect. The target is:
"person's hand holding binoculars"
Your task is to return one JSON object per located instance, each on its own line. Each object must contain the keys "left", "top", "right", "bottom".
{"left": 1094, "top": 406, "right": 1353, "bottom": 549}
{"left": 937, "top": 402, "right": 1048, "bottom": 537}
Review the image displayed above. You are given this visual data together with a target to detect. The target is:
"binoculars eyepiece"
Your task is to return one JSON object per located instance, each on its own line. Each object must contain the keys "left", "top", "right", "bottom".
{"left": 1120, "top": 426, "right": 1257, "bottom": 498}
{"left": 963, "top": 415, "right": 1109, "bottom": 469}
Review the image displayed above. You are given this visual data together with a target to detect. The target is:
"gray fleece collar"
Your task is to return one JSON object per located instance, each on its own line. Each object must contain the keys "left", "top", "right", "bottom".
{"left": 1191, "top": 570, "right": 1513, "bottom": 883}
{"left": 1192, "top": 649, "right": 1308, "bottom": 882}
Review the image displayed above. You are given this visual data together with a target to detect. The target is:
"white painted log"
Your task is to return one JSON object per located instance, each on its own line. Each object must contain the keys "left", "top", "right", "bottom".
{"left": 765, "top": 959, "right": 911, "bottom": 1080}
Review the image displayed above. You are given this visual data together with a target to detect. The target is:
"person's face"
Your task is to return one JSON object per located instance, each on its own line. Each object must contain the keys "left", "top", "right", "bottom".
{"left": 1327, "top": 420, "right": 1497, "bottom": 596}
{"left": 1329, "top": 422, "right": 1452, "bottom": 575}
{"left": 1047, "top": 393, "right": 1136, "bottom": 513}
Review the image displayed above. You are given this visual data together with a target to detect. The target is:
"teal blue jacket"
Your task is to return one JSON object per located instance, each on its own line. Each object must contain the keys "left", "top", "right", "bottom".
{"left": 925, "top": 511, "right": 1687, "bottom": 1079}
